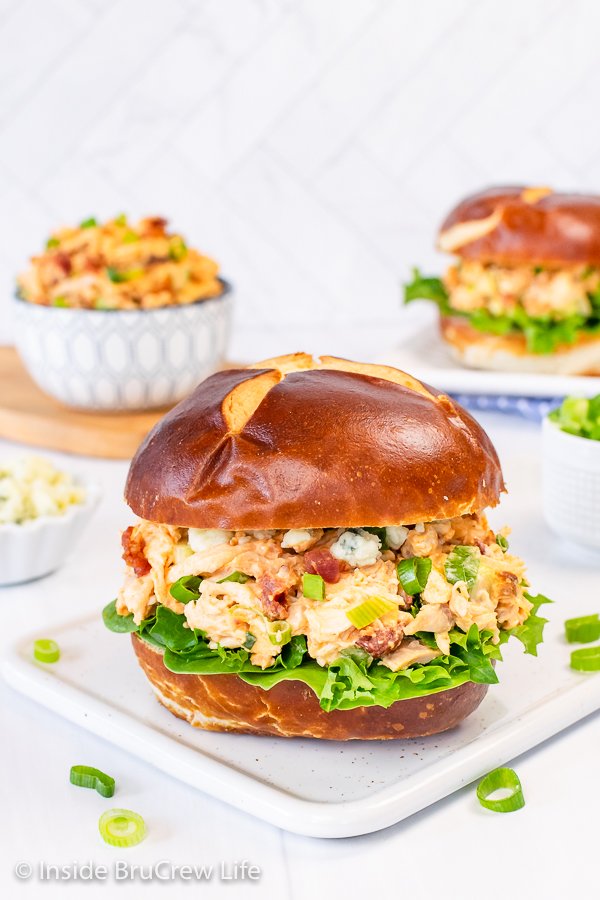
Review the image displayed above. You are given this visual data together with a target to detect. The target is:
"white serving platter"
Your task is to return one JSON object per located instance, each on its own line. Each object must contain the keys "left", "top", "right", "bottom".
{"left": 382, "top": 306, "right": 600, "bottom": 397}
{"left": 3, "top": 604, "right": 600, "bottom": 839}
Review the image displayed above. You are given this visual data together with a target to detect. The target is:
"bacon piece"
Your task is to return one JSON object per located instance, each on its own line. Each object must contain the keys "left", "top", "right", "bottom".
{"left": 257, "top": 575, "right": 288, "bottom": 621}
{"left": 121, "top": 525, "right": 151, "bottom": 577}
{"left": 475, "top": 538, "right": 488, "bottom": 555}
{"left": 356, "top": 621, "right": 405, "bottom": 658}
{"left": 303, "top": 548, "right": 341, "bottom": 584}
{"left": 53, "top": 252, "right": 72, "bottom": 276}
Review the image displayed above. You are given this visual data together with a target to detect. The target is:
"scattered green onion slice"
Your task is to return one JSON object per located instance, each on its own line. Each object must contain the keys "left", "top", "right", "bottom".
{"left": 98, "top": 809, "right": 146, "bottom": 847}
{"left": 51, "top": 295, "right": 69, "bottom": 308}
{"left": 169, "top": 575, "right": 202, "bottom": 604}
{"left": 565, "top": 614, "right": 600, "bottom": 644}
{"left": 397, "top": 557, "right": 432, "bottom": 595}
{"left": 476, "top": 767, "right": 525, "bottom": 813}
{"left": 34, "top": 639, "right": 60, "bottom": 663}
{"left": 218, "top": 571, "right": 250, "bottom": 584}
{"left": 80, "top": 217, "right": 97, "bottom": 229}
{"left": 267, "top": 621, "right": 292, "bottom": 646}
{"left": 114, "top": 213, "right": 128, "bottom": 226}
{"left": 46, "top": 236, "right": 60, "bottom": 249}
{"left": 570, "top": 646, "right": 600, "bottom": 671}
{"left": 346, "top": 597, "right": 397, "bottom": 630}
{"left": 70, "top": 765, "right": 115, "bottom": 798}
{"left": 495, "top": 534, "right": 509, "bottom": 552}
{"left": 242, "top": 633, "right": 256, "bottom": 650}
{"left": 303, "top": 573, "right": 325, "bottom": 601}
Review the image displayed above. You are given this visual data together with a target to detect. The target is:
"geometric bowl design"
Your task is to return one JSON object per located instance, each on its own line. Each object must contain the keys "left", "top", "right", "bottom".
{"left": 13, "top": 280, "right": 232, "bottom": 411}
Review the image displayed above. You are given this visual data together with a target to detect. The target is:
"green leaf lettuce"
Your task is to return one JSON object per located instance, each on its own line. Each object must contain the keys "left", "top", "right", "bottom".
{"left": 404, "top": 267, "right": 600, "bottom": 355}
{"left": 103, "top": 592, "right": 551, "bottom": 712}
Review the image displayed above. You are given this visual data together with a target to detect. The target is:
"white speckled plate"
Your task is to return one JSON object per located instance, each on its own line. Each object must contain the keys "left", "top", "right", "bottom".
{"left": 4, "top": 600, "right": 600, "bottom": 838}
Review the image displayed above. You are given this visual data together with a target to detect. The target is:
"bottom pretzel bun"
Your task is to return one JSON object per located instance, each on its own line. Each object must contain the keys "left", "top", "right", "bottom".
{"left": 132, "top": 635, "right": 490, "bottom": 741}
{"left": 440, "top": 314, "right": 600, "bottom": 374}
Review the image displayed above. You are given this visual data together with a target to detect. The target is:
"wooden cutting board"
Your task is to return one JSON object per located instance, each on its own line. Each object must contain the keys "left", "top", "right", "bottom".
{"left": 0, "top": 346, "right": 171, "bottom": 459}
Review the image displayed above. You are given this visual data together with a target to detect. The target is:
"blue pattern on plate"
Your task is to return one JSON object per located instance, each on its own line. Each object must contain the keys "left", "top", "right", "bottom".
{"left": 450, "top": 393, "right": 562, "bottom": 422}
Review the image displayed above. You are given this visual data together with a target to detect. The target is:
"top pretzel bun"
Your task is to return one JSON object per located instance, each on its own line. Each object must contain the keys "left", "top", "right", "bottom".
{"left": 125, "top": 354, "right": 504, "bottom": 529}
{"left": 438, "top": 186, "right": 600, "bottom": 265}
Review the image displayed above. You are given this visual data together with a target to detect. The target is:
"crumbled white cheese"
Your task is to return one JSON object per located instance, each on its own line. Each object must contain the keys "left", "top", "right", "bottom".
{"left": 330, "top": 529, "right": 382, "bottom": 568}
{"left": 281, "top": 529, "right": 313, "bottom": 552}
{"left": 0, "top": 455, "right": 85, "bottom": 524}
{"left": 187, "top": 528, "right": 233, "bottom": 553}
{"left": 251, "top": 530, "right": 277, "bottom": 540}
{"left": 414, "top": 522, "right": 425, "bottom": 533}
{"left": 385, "top": 525, "right": 409, "bottom": 550}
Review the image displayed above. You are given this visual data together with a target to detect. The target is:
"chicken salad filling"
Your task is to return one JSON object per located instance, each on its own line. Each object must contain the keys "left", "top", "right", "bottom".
{"left": 405, "top": 264, "right": 600, "bottom": 354}
{"left": 104, "top": 514, "right": 549, "bottom": 710}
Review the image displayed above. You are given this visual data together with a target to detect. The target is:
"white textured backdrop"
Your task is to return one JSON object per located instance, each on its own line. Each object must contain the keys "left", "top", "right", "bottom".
{"left": 2, "top": 0, "right": 600, "bottom": 361}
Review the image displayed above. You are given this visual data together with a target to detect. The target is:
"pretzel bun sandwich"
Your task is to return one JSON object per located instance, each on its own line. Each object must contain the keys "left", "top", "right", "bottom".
{"left": 103, "top": 354, "right": 548, "bottom": 740}
{"left": 405, "top": 186, "right": 600, "bottom": 373}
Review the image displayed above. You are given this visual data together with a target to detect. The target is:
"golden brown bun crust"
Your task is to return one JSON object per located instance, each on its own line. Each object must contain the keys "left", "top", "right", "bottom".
{"left": 132, "top": 635, "right": 489, "bottom": 740}
{"left": 440, "top": 314, "right": 600, "bottom": 375}
{"left": 438, "top": 186, "right": 600, "bottom": 265}
{"left": 124, "top": 354, "right": 504, "bottom": 529}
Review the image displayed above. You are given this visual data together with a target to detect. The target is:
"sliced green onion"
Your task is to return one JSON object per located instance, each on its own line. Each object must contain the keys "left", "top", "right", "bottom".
{"left": 495, "top": 534, "right": 509, "bottom": 552}
{"left": 34, "top": 639, "right": 60, "bottom": 663}
{"left": 80, "top": 217, "right": 97, "bottom": 229}
{"left": 106, "top": 266, "right": 143, "bottom": 283}
{"left": 51, "top": 296, "right": 69, "bottom": 308}
{"left": 267, "top": 621, "right": 292, "bottom": 646}
{"left": 114, "top": 213, "right": 128, "bottom": 226}
{"left": 565, "top": 614, "right": 600, "bottom": 644}
{"left": 346, "top": 597, "right": 397, "bottom": 630}
{"left": 570, "top": 646, "right": 600, "bottom": 671}
{"left": 122, "top": 230, "right": 139, "bottom": 243}
{"left": 477, "top": 767, "right": 525, "bottom": 813}
{"left": 218, "top": 571, "right": 250, "bottom": 584}
{"left": 70, "top": 765, "right": 115, "bottom": 798}
{"left": 169, "top": 236, "right": 188, "bottom": 261}
{"left": 46, "top": 236, "right": 60, "bottom": 249}
{"left": 169, "top": 575, "right": 202, "bottom": 604}
{"left": 303, "top": 573, "right": 325, "bottom": 601}
{"left": 397, "top": 557, "right": 432, "bottom": 595}
{"left": 445, "top": 545, "right": 480, "bottom": 589}
{"left": 242, "top": 633, "right": 256, "bottom": 650}
{"left": 98, "top": 809, "right": 146, "bottom": 847}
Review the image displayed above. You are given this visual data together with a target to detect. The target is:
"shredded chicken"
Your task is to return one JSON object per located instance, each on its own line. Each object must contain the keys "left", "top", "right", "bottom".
{"left": 18, "top": 215, "right": 223, "bottom": 310}
{"left": 379, "top": 639, "right": 442, "bottom": 672}
{"left": 115, "top": 513, "right": 532, "bottom": 670}
{"left": 445, "top": 260, "right": 599, "bottom": 321}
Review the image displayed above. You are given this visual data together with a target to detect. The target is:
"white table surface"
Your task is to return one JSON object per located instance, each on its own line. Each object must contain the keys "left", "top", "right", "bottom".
{"left": 2, "top": 410, "right": 599, "bottom": 899}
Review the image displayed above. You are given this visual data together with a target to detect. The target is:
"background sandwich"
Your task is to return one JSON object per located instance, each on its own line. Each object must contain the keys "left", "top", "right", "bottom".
{"left": 405, "top": 186, "right": 600, "bottom": 373}
{"left": 103, "top": 353, "right": 548, "bottom": 740}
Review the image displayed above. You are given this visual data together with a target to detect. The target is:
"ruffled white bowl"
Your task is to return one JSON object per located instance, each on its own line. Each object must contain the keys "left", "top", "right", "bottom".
{"left": 542, "top": 416, "right": 600, "bottom": 552}
{"left": 0, "top": 483, "right": 101, "bottom": 586}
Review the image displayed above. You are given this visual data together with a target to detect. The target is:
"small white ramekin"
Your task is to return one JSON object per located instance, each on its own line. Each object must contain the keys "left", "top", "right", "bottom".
{"left": 13, "top": 281, "right": 232, "bottom": 411}
{"left": 0, "top": 483, "right": 101, "bottom": 586}
{"left": 542, "top": 416, "right": 600, "bottom": 552}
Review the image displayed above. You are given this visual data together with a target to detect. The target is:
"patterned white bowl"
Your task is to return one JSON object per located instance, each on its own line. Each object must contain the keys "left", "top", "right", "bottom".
{"left": 542, "top": 416, "right": 600, "bottom": 551}
{"left": 13, "top": 281, "right": 232, "bottom": 411}
{"left": 0, "top": 482, "right": 100, "bottom": 586}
